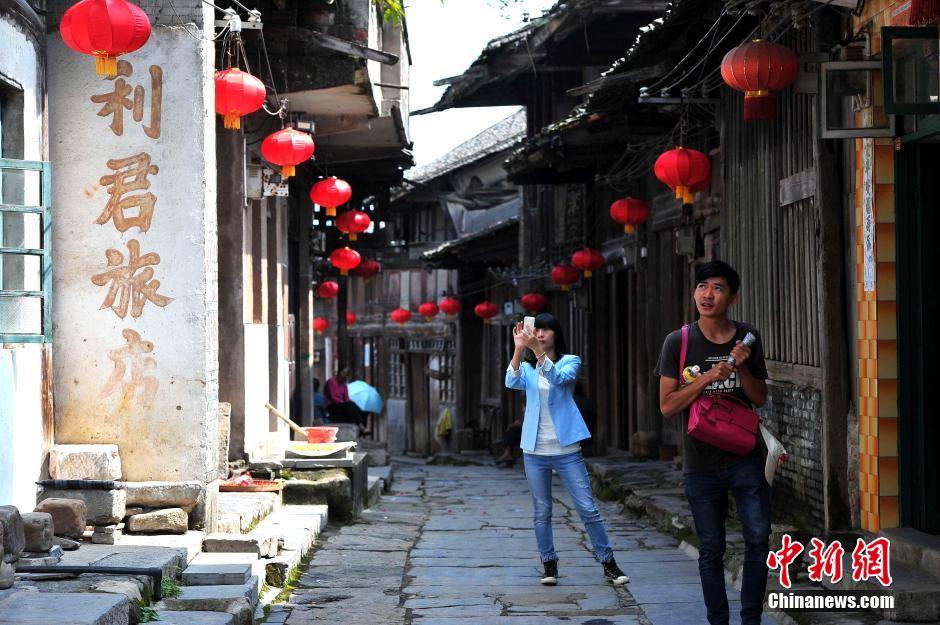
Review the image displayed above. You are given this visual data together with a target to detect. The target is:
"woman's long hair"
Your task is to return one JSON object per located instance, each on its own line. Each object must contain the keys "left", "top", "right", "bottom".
{"left": 523, "top": 313, "right": 569, "bottom": 366}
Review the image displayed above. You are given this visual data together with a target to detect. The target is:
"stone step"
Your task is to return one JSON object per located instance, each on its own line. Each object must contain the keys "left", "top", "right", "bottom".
{"left": 187, "top": 552, "right": 265, "bottom": 585}
{"left": 250, "top": 504, "right": 327, "bottom": 586}
{"left": 0, "top": 590, "right": 130, "bottom": 625}
{"left": 367, "top": 475, "right": 382, "bottom": 508}
{"left": 155, "top": 576, "right": 259, "bottom": 625}
{"left": 368, "top": 465, "right": 394, "bottom": 492}
{"left": 880, "top": 527, "right": 940, "bottom": 583}
{"left": 216, "top": 492, "right": 281, "bottom": 535}
{"left": 181, "top": 560, "right": 252, "bottom": 586}
{"left": 823, "top": 553, "right": 940, "bottom": 621}
{"left": 203, "top": 533, "right": 278, "bottom": 558}
{"left": 149, "top": 611, "right": 234, "bottom": 625}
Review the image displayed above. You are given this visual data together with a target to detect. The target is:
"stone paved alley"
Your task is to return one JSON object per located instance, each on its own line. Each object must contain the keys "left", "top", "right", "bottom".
{"left": 281, "top": 462, "right": 782, "bottom": 625}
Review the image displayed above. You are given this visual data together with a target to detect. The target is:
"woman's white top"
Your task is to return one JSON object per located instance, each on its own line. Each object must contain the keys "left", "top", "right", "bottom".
{"left": 530, "top": 371, "right": 581, "bottom": 456}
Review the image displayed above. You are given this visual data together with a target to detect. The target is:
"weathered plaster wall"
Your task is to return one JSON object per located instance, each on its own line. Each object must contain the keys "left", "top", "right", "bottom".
{"left": 0, "top": 11, "right": 47, "bottom": 511}
{"left": 47, "top": 8, "right": 219, "bottom": 482}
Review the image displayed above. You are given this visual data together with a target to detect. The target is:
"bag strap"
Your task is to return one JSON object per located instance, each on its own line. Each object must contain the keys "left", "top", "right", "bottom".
{"left": 679, "top": 324, "right": 689, "bottom": 381}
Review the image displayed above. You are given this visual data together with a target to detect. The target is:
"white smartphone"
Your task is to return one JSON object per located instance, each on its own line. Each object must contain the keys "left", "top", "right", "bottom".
{"left": 523, "top": 316, "right": 535, "bottom": 334}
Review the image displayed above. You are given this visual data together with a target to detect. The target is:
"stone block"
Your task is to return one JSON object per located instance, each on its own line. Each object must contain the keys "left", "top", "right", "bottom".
{"left": 203, "top": 533, "right": 277, "bottom": 557}
{"left": 0, "top": 562, "right": 12, "bottom": 590}
{"left": 283, "top": 469, "right": 353, "bottom": 521}
{"left": 218, "top": 402, "right": 232, "bottom": 479}
{"left": 19, "top": 544, "right": 64, "bottom": 565}
{"left": 126, "top": 508, "right": 188, "bottom": 534}
{"left": 0, "top": 590, "right": 130, "bottom": 625}
{"left": 52, "top": 535, "right": 82, "bottom": 551}
{"left": 149, "top": 611, "right": 234, "bottom": 625}
{"left": 37, "top": 489, "right": 125, "bottom": 526}
{"left": 49, "top": 444, "right": 122, "bottom": 480}
{"left": 123, "top": 481, "right": 203, "bottom": 511}
{"left": 21, "top": 512, "right": 53, "bottom": 553}
{"left": 331, "top": 422, "right": 360, "bottom": 442}
{"left": 182, "top": 561, "right": 251, "bottom": 586}
{"left": 91, "top": 528, "right": 121, "bottom": 545}
{"left": 35, "top": 498, "right": 87, "bottom": 539}
{"left": 0, "top": 506, "right": 25, "bottom": 563}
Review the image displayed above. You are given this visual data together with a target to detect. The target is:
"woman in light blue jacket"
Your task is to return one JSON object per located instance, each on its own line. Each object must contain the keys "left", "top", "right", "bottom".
{"left": 506, "top": 313, "right": 629, "bottom": 587}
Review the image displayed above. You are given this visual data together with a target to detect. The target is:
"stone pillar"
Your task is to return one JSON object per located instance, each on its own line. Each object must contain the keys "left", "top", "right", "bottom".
{"left": 48, "top": 1, "right": 219, "bottom": 517}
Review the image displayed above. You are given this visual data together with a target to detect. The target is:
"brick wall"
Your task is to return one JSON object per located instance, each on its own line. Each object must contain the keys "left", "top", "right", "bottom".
{"left": 761, "top": 381, "right": 825, "bottom": 530}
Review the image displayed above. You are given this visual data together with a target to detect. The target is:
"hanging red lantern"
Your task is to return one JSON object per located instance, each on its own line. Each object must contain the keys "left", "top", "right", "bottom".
{"left": 551, "top": 265, "right": 580, "bottom": 292}
{"left": 329, "top": 247, "right": 361, "bottom": 276}
{"left": 317, "top": 281, "right": 339, "bottom": 300}
{"left": 313, "top": 317, "right": 330, "bottom": 334}
{"left": 610, "top": 197, "right": 650, "bottom": 234}
{"left": 336, "top": 210, "right": 372, "bottom": 241}
{"left": 474, "top": 301, "right": 499, "bottom": 324}
{"left": 520, "top": 293, "right": 547, "bottom": 314}
{"left": 720, "top": 39, "right": 799, "bottom": 121}
{"left": 215, "top": 69, "right": 266, "bottom": 131}
{"left": 654, "top": 147, "right": 711, "bottom": 205}
{"left": 261, "top": 128, "right": 314, "bottom": 178}
{"left": 572, "top": 248, "right": 604, "bottom": 279}
{"left": 418, "top": 302, "right": 440, "bottom": 321}
{"left": 60, "top": 0, "right": 152, "bottom": 77}
{"left": 351, "top": 257, "right": 380, "bottom": 279}
{"left": 439, "top": 297, "right": 462, "bottom": 319}
{"left": 391, "top": 308, "right": 412, "bottom": 326}
{"left": 310, "top": 177, "right": 352, "bottom": 217}
{"left": 346, "top": 311, "right": 357, "bottom": 326}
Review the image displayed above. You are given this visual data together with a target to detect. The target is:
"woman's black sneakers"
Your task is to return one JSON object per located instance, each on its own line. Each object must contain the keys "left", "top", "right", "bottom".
{"left": 540, "top": 559, "right": 558, "bottom": 585}
{"left": 602, "top": 557, "right": 629, "bottom": 585}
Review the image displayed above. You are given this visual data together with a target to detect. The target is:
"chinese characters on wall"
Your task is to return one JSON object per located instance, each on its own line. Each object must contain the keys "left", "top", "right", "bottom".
{"left": 89, "top": 60, "right": 169, "bottom": 413}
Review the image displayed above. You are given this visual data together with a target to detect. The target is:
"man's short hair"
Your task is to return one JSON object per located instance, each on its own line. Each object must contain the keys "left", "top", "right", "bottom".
{"left": 695, "top": 261, "right": 741, "bottom": 295}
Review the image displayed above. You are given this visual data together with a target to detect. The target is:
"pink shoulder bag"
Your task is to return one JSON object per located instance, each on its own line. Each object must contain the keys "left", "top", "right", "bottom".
{"left": 679, "top": 324, "right": 759, "bottom": 456}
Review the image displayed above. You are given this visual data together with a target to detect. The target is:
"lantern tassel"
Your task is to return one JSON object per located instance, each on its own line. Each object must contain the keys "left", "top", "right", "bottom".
{"left": 282, "top": 164, "right": 296, "bottom": 178}
{"left": 624, "top": 224, "right": 635, "bottom": 234}
{"left": 223, "top": 113, "right": 242, "bottom": 130}
{"left": 349, "top": 233, "right": 358, "bottom": 241}
{"left": 340, "top": 269, "right": 348, "bottom": 276}
{"left": 95, "top": 54, "right": 118, "bottom": 78}
{"left": 561, "top": 285, "right": 569, "bottom": 292}
{"left": 327, "top": 207, "right": 337, "bottom": 217}
{"left": 584, "top": 270, "right": 593, "bottom": 279}
{"left": 683, "top": 190, "right": 695, "bottom": 205}
{"left": 744, "top": 92, "right": 776, "bottom": 121}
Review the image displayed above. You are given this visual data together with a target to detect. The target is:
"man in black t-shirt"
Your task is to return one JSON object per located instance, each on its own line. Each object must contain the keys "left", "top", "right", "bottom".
{"left": 654, "top": 261, "right": 771, "bottom": 625}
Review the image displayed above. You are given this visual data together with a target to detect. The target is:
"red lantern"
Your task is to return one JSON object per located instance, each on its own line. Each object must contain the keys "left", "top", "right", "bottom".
{"left": 336, "top": 210, "right": 372, "bottom": 241}
{"left": 572, "top": 248, "right": 604, "bottom": 279}
{"left": 313, "top": 317, "right": 329, "bottom": 334}
{"left": 215, "top": 69, "right": 266, "bottom": 131}
{"left": 474, "top": 301, "right": 499, "bottom": 324}
{"left": 418, "top": 302, "right": 440, "bottom": 321}
{"left": 391, "top": 308, "right": 412, "bottom": 326}
{"left": 346, "top": 311, "right": 357, "bottom": 326}
{"left": 520, "top": 293, "right": 547, "bottom": 314}
{"left": 317, "top": 281, "right": 339, "bottom": 300}
{"left": 551, "top": 265, "right": 580, "bottom": 292}
{"left": 654, "top": 147, "right": 711, "bottom": 205}
{"left": 439, "top": 297, "right": 462, "bottom": 319}
{"left": 720, "top": 39, "right": 798, "bottom": 121}
{"left": 330, "top": 247, "right": 361, "bottom": 276}
{"left": 60, "top": 0, "right": 151, "bottom": 77}
{"left": 261, "top": 128, "right": 314, "bottom": 178}
{"left": 610, "top": 197, "right": 650, "bottom": 234}
{"left": 310, "top": 177, "right": 352, "bottom": 217}
{"left": 351, "top": 257, "right": 380, "bottom": 279}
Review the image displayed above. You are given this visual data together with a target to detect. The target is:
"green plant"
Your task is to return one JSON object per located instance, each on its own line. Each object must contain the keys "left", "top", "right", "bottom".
{"left": 140, "top": 607, "right": 160, "bottom": 622}
{"left": 280, "top": 469, "right": 293, "bottom": 480}
{"left": 161, "top": 575, "right": 181, "bottom": 599}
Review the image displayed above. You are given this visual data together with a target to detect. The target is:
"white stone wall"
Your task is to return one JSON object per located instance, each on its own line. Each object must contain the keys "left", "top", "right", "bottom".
{"left": 48, "top": 13, "right": 219, "bottom": 482}
{"left": 0, "top": 14, "right": 48, "bottom": 511}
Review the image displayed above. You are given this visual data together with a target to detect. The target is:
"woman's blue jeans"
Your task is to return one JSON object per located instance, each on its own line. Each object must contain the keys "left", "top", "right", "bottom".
{"left": 683, "top": 452, "right": 771, "bottom": 625}
{"left": 523, "top": 450, "right": 613, "bottom": 563}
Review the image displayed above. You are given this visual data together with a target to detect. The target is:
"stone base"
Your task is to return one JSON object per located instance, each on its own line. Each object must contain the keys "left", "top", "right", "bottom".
{"left": 50, "top": 444, "right": 122, "bottom": 481}
{"left": 0, "top": 506, "right": 25, "bottom": 563}
{"left": 0, "top": 562, "right": 13, "bottom": 590}
{"left": 283, "top": 469, "right": 354, "bottom": 521}
{"left": 21, "top": 513, "right": 54, "bottom": 553}
{"left": 35, "top": 499, "right": 87, "bottom": 540}
{"left": 18, "top": 545, "right": 64, "bottom": 566}
{"left": 126, "top": 508, "right": 188, "bottom": 534}
{"left": 37, "top": 489, "right": 126, "bottom": 526}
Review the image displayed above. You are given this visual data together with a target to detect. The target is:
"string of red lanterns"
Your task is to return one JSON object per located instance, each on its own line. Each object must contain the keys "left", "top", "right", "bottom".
{"left": 310, "top": 177, "right": 352, "bottom": 217}
{"left": 474, "top": 301, "right": 499, "bottom": 324}
{"left": 313, "top": 317, "right": 330, "bottom": 334}
{"left": 520, "top": 293, "right": 547, "bottom": 314}
{"left": 215, "top": 68, "right": 266, "bottom": 131}
{"left": 317, "top": 281, "right": 339, "bottom": 300}
{"left": 439, "top": 298, "right": 461, "bottom": 319}
{"left": 351, "top": 258, "right": 380, "bottom": 279}
{"left": 551, "top": 264, "right": 580, "bottom": 292}
{"left": 418, "top": 302, "right": 440, "bottom": 321}
{"left": 336, "top": 210, "right": 372, "bottom": 241}
{"left": 654, "top": 147, "right": 710, "bottom": 205}
{"left": 720, "top": 39, "right": 798, "bottom": 122}
{"left": 329, "top": 247, "right": 361, "bottom": 276}
{"left": 572, "top": 248, "right": 604, "bottom": 279}
{"left": 391, "top": 308, "right": 412, "bottom": 326}
{"left": 346, "top": 311, "right": 357, "bottom": 326}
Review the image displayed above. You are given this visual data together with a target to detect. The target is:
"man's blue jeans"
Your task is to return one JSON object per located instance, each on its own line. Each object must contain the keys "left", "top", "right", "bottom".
{"left": 683, "top": 452, "right": 771, "bottom": 625}
{"left": 523, "top": 450, "right": 614, "bottom": 563}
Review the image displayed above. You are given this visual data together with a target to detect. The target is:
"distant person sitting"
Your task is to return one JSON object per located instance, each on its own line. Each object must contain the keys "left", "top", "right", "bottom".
{"left": 313, "top": 378, "right": 329, "bottom": 425}
{"left": 324, "top": 367, "right": 371, "bottom": 435}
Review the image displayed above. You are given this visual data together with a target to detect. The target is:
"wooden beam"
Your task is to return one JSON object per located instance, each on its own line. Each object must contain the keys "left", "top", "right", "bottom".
{"left": 299, "top": 29, "right": 400, "bottom": 65}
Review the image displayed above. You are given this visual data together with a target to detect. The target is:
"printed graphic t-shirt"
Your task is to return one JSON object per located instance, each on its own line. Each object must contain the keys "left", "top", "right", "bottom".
{"left": 654, "top": 321, "right": 768, "bottom": 473}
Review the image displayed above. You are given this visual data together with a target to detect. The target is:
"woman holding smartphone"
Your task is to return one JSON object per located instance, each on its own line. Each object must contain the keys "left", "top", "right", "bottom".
{"left": 505, "top": 313, "right": 630, "bottom": 586}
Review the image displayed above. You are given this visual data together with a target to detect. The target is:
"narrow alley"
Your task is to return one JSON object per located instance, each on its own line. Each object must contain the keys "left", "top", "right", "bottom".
{"left": 282, "top": 461, "right": 782, "bottom": 625}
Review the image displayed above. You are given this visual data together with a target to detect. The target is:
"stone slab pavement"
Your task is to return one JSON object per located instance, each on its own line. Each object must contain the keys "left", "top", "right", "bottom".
{"left": 281, "top": 461, "right": 782, "bottom": 625}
